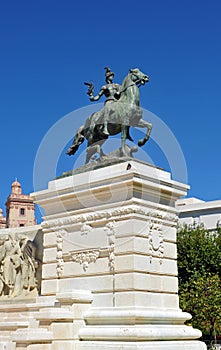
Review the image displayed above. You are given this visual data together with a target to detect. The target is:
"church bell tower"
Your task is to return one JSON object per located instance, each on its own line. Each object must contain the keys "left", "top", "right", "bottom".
{"left": 6, "top": 180, "right": 36, "bottom": 228}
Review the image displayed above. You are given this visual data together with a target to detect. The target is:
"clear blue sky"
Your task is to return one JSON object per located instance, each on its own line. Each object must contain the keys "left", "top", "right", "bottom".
{"left": 0, "top": 0, "right": 221, "bottom": 222}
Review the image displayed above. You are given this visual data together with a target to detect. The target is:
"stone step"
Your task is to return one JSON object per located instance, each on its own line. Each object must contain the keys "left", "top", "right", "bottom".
{"left": 79, "top": 324, "right": 202, "bottom": 342}
{"left": 11, "top": 328, "right": 53, "bottom": 344}
{"left": 0, "top": 296, "right": 57, "bottom": 313}
{"left": 75, "top": 340, "right": 207, "bottom": 350}
{"left": 83, "top": 307, "right": 191, "bottom": 325}
{"left": 36, "top": 308, "right": 75, "bottom": 322}
{"left": 0, "top": 321, "right": 29, "bottom": 330}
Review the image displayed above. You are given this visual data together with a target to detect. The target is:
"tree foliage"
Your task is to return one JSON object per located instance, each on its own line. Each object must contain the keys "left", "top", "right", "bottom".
{"left": 177, "top": 224, "right": 221, "bottom": 342}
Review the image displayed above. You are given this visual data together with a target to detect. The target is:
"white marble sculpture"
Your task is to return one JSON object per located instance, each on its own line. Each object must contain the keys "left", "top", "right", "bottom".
{"left": 0, "top": 234, "right": 38, "bottom": 298}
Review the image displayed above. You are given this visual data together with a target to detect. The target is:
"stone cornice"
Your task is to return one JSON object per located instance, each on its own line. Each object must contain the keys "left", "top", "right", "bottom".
{"left": 42, "top": 204, "right": 178, "bottom": 232}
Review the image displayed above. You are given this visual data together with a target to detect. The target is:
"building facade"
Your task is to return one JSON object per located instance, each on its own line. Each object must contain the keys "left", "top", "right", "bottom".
{"left": 176, "top": 197, "right": 221, "bottom": 230}
{"left": 0, "top": 180, "right": 36, "bottom": 229}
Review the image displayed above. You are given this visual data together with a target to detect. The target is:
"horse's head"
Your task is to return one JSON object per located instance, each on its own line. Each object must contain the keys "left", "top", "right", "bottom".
{"left": 120, "top": 68, "right": 149, "bottom": 105}
{"left": 129, "top": 68, "right": 149, "bottom": 85}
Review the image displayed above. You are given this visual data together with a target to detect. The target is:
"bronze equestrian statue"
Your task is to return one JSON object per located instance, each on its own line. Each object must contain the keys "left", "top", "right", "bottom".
{"left": 66, "top": 68, "right": 152, "bottom": 163}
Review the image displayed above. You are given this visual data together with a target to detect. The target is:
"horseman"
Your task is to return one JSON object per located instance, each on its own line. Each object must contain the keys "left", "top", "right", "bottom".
{"left": 85, "top": 67, "right": 121, "bottom": 136}
{"left": 66, "top": 67, "right": 152, "bottom": 162}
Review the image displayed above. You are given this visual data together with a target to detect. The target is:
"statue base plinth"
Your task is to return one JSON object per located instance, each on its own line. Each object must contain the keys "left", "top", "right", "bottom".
{"left": 32, "top": 159, "right": 206, "bottom": 350}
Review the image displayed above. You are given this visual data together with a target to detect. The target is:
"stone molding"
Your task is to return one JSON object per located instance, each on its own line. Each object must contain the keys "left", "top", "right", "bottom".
{"left": 42, "top": 205, "right": 178, "bottom": 233}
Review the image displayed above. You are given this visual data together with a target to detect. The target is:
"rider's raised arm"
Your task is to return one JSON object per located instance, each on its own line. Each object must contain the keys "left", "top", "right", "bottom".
{"left": 89, "top": 86, "right": 105, "bottom": 102}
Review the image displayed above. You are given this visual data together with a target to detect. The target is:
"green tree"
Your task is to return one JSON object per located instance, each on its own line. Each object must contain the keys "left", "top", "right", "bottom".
{"left": 177, "top": 224, "right": 221, "bottom": 344}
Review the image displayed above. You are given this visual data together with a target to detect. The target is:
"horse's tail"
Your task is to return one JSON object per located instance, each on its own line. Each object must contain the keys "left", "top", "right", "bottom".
{"left": 66, "top": 125, "right": 85, "bottom": 156}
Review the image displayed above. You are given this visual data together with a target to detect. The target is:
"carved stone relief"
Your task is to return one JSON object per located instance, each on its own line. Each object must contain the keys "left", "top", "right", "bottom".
{"left": 0, "top": 234, "right": 39, "bottom": 298}
{"left": 56, "top": 230, "right": 65, "bottom": 278}
{"left": 49, "top": 209, "right": 169, "bottom": 276}
{"left": 81, "top": 223, "right": 92, "bottom": 235}
{"left": 105, "top": 221, "right": 116, "bottom": 245}
{"left": 149, "top": 221, "right": 164, "bottom": 264}
{"left": 108, "top": 245, "right": 115, "bottom": 271}
{"left": 71, "top": 250, "right": 100, "bottom": 271}
{"left": 105, "top": 221, "right": 116, "bottom": 271}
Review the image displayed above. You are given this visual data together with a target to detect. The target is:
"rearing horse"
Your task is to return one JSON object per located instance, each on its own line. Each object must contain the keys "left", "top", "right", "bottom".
{"left": 66, "top": 68, "right": 152, "bottom": 163}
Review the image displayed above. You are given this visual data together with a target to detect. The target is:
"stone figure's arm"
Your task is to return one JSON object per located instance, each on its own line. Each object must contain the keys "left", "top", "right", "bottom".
{"left": 0, "top": 246, "right": 5, "bottom": 261}
{"left": 84, "top": 82, "right": 104, "bottom": 102}
{"left": 12, "top": 241, "right": 21, "bottom": 256}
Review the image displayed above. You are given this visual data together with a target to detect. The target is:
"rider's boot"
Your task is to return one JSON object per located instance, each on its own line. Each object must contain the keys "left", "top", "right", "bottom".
{"left": 103, "top": 122, "right": 109, "bottom": 136}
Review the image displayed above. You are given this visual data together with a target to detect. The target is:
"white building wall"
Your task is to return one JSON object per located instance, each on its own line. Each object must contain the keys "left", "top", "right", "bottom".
{"left": 176, "top": 197, "right": 221, "bottom": 230}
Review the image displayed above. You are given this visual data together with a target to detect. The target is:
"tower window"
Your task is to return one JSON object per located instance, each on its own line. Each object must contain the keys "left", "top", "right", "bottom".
{"left": 20, "top": 208, "right": 25, "bottom": 215}
{"left": 19, "top": 224, "right": 24, "bottom": 227}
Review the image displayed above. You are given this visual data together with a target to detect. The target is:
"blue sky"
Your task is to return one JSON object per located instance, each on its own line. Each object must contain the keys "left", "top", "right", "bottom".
{"left": 0, "top": 1, "right": 221, "bottom": 222}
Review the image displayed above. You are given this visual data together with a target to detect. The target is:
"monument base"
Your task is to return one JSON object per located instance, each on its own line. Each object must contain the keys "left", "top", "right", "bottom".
{"left": 30, "top": 159, "right": 206, "bottom": 350}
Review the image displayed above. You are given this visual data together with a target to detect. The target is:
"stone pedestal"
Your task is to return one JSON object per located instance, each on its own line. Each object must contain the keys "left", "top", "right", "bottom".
{"left": 33, "top": 159, "right": 206, "bottom": 350}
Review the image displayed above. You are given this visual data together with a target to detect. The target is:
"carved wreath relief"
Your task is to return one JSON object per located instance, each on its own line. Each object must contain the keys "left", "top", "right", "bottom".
{"left": 0, "top": 234, "right": 39, "bottom": 298}
{"left": 149, "top": 219, "right": 164, "bottom": 264}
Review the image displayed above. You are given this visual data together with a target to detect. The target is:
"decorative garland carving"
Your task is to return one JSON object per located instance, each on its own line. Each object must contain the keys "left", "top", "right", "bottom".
{"left": 108, "top": 245, "right": 115, "bottom": 271}
{"left": 71, "top": 250, "right": 100, "bottom": 271}
{"left": 56, "top": 230, "right": 65, "bottom": 278}
{"left": 105, "top": 221, "right": 116, "bottom": 271}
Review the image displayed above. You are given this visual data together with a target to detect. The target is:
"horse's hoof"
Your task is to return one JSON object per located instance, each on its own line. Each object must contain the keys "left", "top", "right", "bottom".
{"left": 66, "top": 149, "right": 72, "bottom": 156}
{"left": 138, "top": 140, "right": 144, "bottom": 147}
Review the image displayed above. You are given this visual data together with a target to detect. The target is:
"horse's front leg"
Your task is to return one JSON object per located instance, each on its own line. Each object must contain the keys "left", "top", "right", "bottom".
{"left": 86, "top": 139, "right": 106, "bottom": 163}
{"left": 121, "top": 124, "right": 127, "bottom": 156}
{"left": 137, "top": 119, "right": 152, "bottom": 147}
{"left": 86, "top": 144, "right": 100, "bottom": 163}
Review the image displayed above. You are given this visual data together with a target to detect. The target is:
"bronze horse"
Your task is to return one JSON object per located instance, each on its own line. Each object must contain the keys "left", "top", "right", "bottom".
{"left": 67, "top": 68, "right": 152, "bottom": 163}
